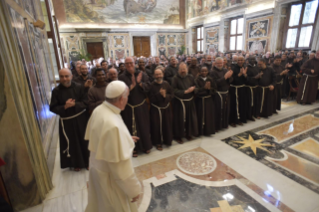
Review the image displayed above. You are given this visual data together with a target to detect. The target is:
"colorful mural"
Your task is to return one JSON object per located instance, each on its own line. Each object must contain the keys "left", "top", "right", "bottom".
{"left": 156, "top": 33, "right": 186, "bottom": 57}
{"left": 63, "top": 0, "right": 180, "bottom": 24}
{"left": 245, "top": 16, "right": 273, "bottom": 54}
{"left": 205, "top": 26, "right": 219, "bottom": 53}
{"left": 187, "top": 0, "right": 244, "bottom": 19}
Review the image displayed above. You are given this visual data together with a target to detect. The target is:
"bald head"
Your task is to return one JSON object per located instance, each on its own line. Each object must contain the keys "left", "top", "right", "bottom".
{"left": 237, "top": 56, "right": 245, "bottom": 67}
{"left": 59, "top": 68, "right": 72, "bottom": 87}
{"left": 108, "top": 68, "right": 118, "bottom": 82}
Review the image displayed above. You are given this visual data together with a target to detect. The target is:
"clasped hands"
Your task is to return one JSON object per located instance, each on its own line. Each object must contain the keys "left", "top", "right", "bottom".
{"left": 64, "top": 98, "right": 75, "bottom": 109}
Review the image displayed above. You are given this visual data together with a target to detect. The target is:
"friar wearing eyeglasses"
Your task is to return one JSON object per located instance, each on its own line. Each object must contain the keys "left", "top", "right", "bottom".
{"left": 119, "top": 57, "right": 152, "bottom": 157}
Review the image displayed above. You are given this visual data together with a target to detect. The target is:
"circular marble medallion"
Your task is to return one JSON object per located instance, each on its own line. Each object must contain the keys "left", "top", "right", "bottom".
{"left": 176, "top": 152, "right": 217, "bottom": 175}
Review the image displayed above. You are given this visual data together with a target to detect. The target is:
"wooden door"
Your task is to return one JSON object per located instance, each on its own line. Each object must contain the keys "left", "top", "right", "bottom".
{"left": 133, "top": 37, "right": 151, "bottom": 57}
{"left": 86, "top": 42, "right": 104, "bottom": 61}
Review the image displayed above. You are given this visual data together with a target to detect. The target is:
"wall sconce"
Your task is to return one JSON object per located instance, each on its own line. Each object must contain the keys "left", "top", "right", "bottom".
{"left": 33, "top": 20, "right": 46, "bottom": 30}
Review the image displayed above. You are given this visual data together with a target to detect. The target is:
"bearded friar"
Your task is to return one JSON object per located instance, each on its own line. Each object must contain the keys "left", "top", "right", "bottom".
{"left": 229, "top": 56, "right": 248, "bottom": 127}
{"left": 119, "top": 57, "right": 152, "bottom": 157}
{"left": 297, "top": 50, "right": 319, "bottom": 104}
{"left": 272, "top": 56, "right": 288, "bottom": 112}
{"left": 149, "top": 69, "right": 174, "bottom": 150}
{"left": 195, "top": 66, "right": 217, "bottom": 136}
{"left": 210, "top": 57, "right": 233, "bottom": 131}
{"left": 50, "top": 68, "right": 89, "bottom": 171}
{"left": 171, "top": 63, "right": 198, "bottom": 143}
{"left": 256, "top": 58, "right": 276, "bottom": 118}
{"left": 73, "top": 64, "right": 96, "bottom": 93}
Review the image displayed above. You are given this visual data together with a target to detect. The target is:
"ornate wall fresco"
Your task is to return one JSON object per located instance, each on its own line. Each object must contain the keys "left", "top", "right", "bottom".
{"left": 108, "top": 33, "right": 130, "bottom": 60}
{"left": 62, "top": 0, "right": 180, "bottom": 24}
{"left": 157, "top": 33, "right": 186, "bottom": 57}
{"left": 246, "top": 16, "right": 273, "bottom": 54}
{"left": 205, "top": 26, "right": 219, "bottom": 54}
{"left": 187, "top": 0, "right": 246, "bottom": 19}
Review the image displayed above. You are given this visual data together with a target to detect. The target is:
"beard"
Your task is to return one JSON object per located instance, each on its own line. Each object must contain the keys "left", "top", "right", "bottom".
{"left": 215, "top": 66, "right": 223, "bottom": 70}
{"left": 61, "top": 81, "right": 71, "bottom": 87}
{"left": 179, "top": 73, "right": 187, "bottom": 78}
{"left": 81, "top": 72, "right": 88, "bottom": 77}
{"left": 155, "top": 77, "right": 163, "bottom": 83}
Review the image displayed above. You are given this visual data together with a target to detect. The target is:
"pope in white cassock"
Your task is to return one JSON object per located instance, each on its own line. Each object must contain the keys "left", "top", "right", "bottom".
{"left": 85, "top": 81, "right": 142, "bottom": 212}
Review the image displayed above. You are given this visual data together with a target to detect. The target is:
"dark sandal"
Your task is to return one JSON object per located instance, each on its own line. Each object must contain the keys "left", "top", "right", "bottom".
{"left": 144, "top": 150, "right": 151, "bottom": 154}
{"left": 176, "top": 139, "right": 184, "bottom": 144}
{"left": 133, "top": 151, "right": 138, "bottom": 157}
{"left": 156, "top": 145, "right": 163, "bottom": 151}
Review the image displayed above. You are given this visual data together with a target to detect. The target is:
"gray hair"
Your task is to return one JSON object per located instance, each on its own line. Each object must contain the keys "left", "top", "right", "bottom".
{"left": 215, "top": 57, "right": 223, "bottom": 62}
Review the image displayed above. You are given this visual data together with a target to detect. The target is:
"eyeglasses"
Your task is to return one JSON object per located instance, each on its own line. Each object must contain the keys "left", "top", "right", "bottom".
{"left": 125, "top": 62, "right": 134, "bottom": 65}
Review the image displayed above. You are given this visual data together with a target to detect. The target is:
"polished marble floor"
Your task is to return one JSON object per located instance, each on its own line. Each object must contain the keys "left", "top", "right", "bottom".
{"left": 21, "top": 102, "right": 319, "bottom": 212}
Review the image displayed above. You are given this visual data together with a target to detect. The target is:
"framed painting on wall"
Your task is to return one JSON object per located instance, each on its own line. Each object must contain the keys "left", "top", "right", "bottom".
{"left": 206, "top": 44, "right": 218, "bottom": 54}
{"left": 26, "top": 20, "right": 53, "bottom": 138}
{"left": 167, "top": 35, "right": 177, "bottom": 46}
{"left": 248, "top": 40, "right": 267, "bottom": 53}
{"left": 158, "top": 47, "right": 166, "bottom": 56}
{"left": 158, "top": 34, "right": 166, "bottom": 46}
{"left": 8, "top": 5, "right": 47, "bottom": 137}
{"left": 206, "top": 28, "right": 219, "bottom": 44}
{"left": 69, "top": 51, "right": 80, "bottom": 62}
{"left": 167, "top": 47, "right": 176, "bottom": 57}
{"left": 22, "top": 0, "right": 37, "bottom": 20}
{"left": 248, "top": 20, "right": 269, "bottom": 38}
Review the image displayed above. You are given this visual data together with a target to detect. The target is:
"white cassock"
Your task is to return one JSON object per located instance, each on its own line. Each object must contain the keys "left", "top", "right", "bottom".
{"left": 85, "top": 101, "right": 142, "bottom": 212}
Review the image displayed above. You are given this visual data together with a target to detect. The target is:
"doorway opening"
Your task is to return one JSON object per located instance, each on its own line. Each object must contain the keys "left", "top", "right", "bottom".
{"left": 133, "top": 37, "right": 151, "bottom": 57}
{"left": 86, "top": 42, "right": 104, "bottom": 62}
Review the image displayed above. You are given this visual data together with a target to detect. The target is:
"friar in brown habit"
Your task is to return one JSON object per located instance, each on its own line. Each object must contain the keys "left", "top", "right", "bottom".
{"left": 119, "top": 57, "right": 152, "bottom": 157}
{"left": 245, "top": 56, "right": 260, "bottom": 120}
{"left": 229, "top": 56, "right": 248, "bottom": 127}
{"left": 149, "top": 68, "right": 174, "bottom": 150}
{"left": 297, "top": 50, "right": 319, "bottom": 104}
{"left": 50, "top": 68, "right": 89, "bottom": 171}
{"left": 171, "top": 62, "right": 198, "bottom": 143}
{"left": 271, "top": 56, "right": 288, "bottom": 112}
{"left": 188, "top": 57, "right": 201, "bottom": 78}
{"left": 88, "top": 68, "right": 108, "bottom": 113}
{"left": 256, "top": 58, "right": 276, "bottom": 118}
{"left": 210, "top": 57, "right": 233, "bottom": 131}
{"left": 195, "top": 66, "right": 217, "bottom": 136}
{"left": 73, "top": 64, "right": 96, "bottom": 93}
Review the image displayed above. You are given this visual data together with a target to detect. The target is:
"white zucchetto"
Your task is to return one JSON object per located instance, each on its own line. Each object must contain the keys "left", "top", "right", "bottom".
{"left": 105, "top": 81, "right": 126, "bottom": 98}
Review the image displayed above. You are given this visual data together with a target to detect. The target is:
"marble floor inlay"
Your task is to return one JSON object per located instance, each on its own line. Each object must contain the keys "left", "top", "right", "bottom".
{"left": 20, "top": 104, "right": 319, "bottom": 212}
{"left": 291, "top": 138, "right": 319, "bottom": 159}
{"left": 176, "top": 151, "right": 217, "bottom": 175}
{"left": 258, "top": 114, "right": 319, "bottom": 143}
{"left": 223, "top": 111, "right": 319, "bottom": 195}
{"left": 135, "top": 148, "right": 293, "bottom": 212}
